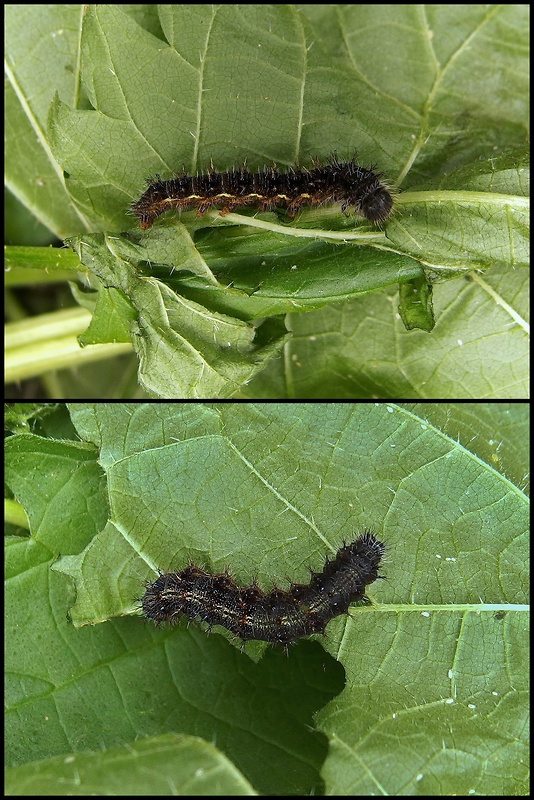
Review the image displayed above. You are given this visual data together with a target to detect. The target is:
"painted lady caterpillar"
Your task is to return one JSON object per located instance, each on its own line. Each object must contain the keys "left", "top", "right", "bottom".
{"left": 131, "top": 155, "right": 393, "bottom": 229}
{"left": 140, "top": 531, "right": 385, "bottom": 648}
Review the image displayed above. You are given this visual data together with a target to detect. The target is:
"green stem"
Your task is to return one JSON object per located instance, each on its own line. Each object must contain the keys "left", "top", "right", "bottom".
{"left": 5, "top": 307, "right": 133, "bottom": 382}
{"left": 5, "top": 498, "right": 29, "bottom": 531}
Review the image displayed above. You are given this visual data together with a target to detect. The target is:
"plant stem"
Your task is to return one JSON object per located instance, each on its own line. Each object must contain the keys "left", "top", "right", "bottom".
{"left": 5, "top": 307, "right": 133, "bottom": 382}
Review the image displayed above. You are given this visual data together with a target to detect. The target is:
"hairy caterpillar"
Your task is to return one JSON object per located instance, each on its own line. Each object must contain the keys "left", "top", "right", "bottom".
{"left": 140, "top": 531, "right": 385, "bottom": 647}
{"left": 131, "top": 155, "right": 393, "bottom": 229}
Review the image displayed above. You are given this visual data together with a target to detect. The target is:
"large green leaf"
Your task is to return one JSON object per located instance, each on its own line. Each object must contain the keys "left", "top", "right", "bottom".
{"left": 241, "top": 263, "right": 529, "bottom": 399}
{"left": 5, "top": 734, "right": 257, "bottom": 796}
{"left": 66, "top": 233, "right": 290, "bottom": 398}
{"left": 5, "top": 403, "right": 529, "bottom": 794}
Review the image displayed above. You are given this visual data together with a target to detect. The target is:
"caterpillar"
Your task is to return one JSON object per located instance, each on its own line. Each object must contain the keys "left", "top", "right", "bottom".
{"left": 140, "top": 531, "right": 385, "bottom": 647}
{"left": 131, "top": 155, "right": 393, "bottom": 229}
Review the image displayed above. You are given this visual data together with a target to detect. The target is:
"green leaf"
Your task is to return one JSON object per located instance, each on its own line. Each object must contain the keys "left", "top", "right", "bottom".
{"left": 4, "top": 5, "right": 86, "bottom": 237}
{"left": 4, "top": 402, "right": 62, "bottom": 435}
{"left": 66, "top": 233, "right": 290, "bottom": 398}
{"left": 241, "top": 264, "right": 529, "bottom": 398}
{"left": 399, "top": 275, "right": 435, "bottom": 332}
{"left": 5, "top": 734, "right": 257, "bottom": 796}
{"left": 5, "top": 403, "right": 528, "bottom": 794}
{"left": 78, "top": 287, "right": 137, "bottom": 345}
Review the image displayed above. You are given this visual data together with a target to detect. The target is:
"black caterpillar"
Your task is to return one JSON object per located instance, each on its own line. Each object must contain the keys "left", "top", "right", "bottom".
{"left": 131, "top": 155, "right": 393, "bottom": 229}
{"left": 140, "top": 531, "right": 385, "bottom": 647}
